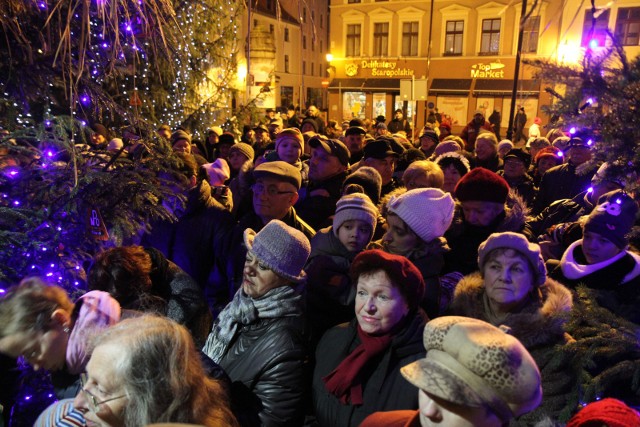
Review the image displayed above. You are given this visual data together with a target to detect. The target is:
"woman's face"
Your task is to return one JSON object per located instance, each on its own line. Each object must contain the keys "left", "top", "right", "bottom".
{"left": 475, "top": 138, "right": 496, "bottom": 161}
{"left": 536, "top": 157, "right": 558, "bottom": 176}
{"left": 74, "top": 343, "right": 128, "bottom": 427}
{"left": 228, "top": 151, "right": 248, "bottom": 171}
{"left": 242, "top": 250, "right": 288, "bottom": 298}
{"left": 0, "top": 316, "right": 69, "bottom": 372}
{"left": 382, "top": 214, "right": 420, "bottom": 256}
{"left": 172, "top": 139, "right": 191, "bottom": 154}
{"left": 355, "top": 270, "right": 409, "bottom": 335}
{"left": 442, "top": 164, "right": 462, "bottom": 194}
{"left": 582, "top": 231, "right": 622, "bottom": 264}
{"left": 484, "top": 251, "right": 535, "bottom": 313}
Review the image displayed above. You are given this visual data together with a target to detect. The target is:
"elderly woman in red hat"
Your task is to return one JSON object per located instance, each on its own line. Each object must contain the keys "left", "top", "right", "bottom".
{"left": 311, "top": 249, "right": 428, "bottom": 427}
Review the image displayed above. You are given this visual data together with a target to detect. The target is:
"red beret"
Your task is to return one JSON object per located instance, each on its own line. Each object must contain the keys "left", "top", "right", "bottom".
{"left": 350, "top": 249, "right": 425, "bottom": 310}
{"left": 454, "top": 167, "right": 509, "bottom": 204}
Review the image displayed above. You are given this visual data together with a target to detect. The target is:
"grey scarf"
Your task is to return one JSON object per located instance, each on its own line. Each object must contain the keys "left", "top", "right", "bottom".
{"left": 202, "top": 285, "right": 303, "bottom": 363}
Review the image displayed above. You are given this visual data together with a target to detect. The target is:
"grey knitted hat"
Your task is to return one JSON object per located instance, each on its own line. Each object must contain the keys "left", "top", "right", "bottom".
{"left": 478, "top": 232, "right": 547, "bottom": 286}
{"left": 243, "top": 220, "right": 311, "bottom": 283}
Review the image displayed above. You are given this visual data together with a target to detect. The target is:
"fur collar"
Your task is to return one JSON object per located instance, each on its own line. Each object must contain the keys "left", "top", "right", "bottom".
{"left": 561, "top": 240, "right": 640, "bottom": 284}
{"left": 450, "top": 272, "right": 572, "bottom": 348}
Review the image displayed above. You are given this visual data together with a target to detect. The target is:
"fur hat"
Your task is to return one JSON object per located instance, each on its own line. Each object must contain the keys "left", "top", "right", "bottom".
{"left": 276, "top": 128, "right": 305, "bottom": 152}
{"left": 229, "top": 142, "right": 255, "bottom": 162}
{"left": 387, "top": 188, "right": 454, "bottom": 243}
{"left": 497, "top": 139, "right": 514, "bottom": 153}
{"left": 478, "top": 232, "right": 547, "bottom": 286}
{"left": 584, "top": 190, "right": 639, "bottom": 249}
{"left": 253, "top": 160, "right": 302, "bottom": 190}
{"left": 566, "top": 398, "right": 640, "bottom": 427}
{"left": 343, "top": 166, "right": 383, "bottom": 205}
{"left": 434, "top": 139, "right": 462, "bottom": 157}
{"left": 333, "top": 193, "right": 378, "bottom": 239}
{"left": 351, "top": 249, "right": 425, "bottom": 310}
{"left": 454, "top": 168, "right": 509, "bottom": 204}
{"left": 435, "top": 152, "right": 471, "bottom": 176}
{"left": 171, "top": 129, "right": 191, "bottom": 145}
{"left": 401, "top": 316, "right": 542, "bottom": 422}
{"left": 203, "top": 158, "right": 230, "bottom": 187}
{"left": 244, "top": 220, "right": 311, "bottom": 283}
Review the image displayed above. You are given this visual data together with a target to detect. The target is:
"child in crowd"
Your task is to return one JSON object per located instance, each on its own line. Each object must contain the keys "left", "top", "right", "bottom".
{"left": 304, "top": 193, "right": 378, "bottom": 344}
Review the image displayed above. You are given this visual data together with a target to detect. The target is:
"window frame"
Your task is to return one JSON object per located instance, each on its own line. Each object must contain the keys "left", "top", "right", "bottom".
{"left": 346, "top": 23, "right": 362, "bottom": 57}
{"left": 444, "top": 20, "right": 464, "bottom": 56}
{"left": 373, "top": 22, "right": 390, "bottom": 56}
{"left": 401, "top": 21, "right": 419, "bottom": 57}
{"left": 480, "top": 18, "right": 501, "bottom": 55}
{"left": 615, "top": 7, "right": 640, "bottom": 46}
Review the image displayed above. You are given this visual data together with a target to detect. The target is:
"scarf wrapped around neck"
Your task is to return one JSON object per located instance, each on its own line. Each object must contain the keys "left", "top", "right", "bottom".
{"left": 322, "top": 325, "right": 393, "bottom": 405}
{"left": 202, "top": 285, "right": 303, "bottom": 363}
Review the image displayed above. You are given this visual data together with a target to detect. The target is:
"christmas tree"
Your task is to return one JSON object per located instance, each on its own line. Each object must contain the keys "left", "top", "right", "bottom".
{"left": 525, "top": 36, "right": 640, "bottom": 193}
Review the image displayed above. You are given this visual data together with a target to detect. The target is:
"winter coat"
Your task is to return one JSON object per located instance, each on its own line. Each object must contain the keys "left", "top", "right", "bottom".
{"left": 305, "top": 227, "right": 357, "bottom": 345}
{"left": 296, "top": 170, "right": 348, "bottom": 230}
{"left": 215, "top": 293, "right": 309, "bottom": 427}
{"left": 449, "top": 273, "right": 576, "bottom": 424}
{"left": 473, "top": 154, "right": 503, "bottom": 173}
{"left": 311, "top": 312, "right": 427, "bottom": 427}
{"left": 459, "top": 119, "right": 494, "bottom": 151}
{"left": 140, "top": 180, "right": 235, "bottom": 316}
{"left": 549, "top": 240, "right": 640, "bottom": 324}
{"left": 532, "top": 163, "right": 596, "bottom": 215}
{"left": 387, "top": 118, "right": 412, "bottom": 135}
{"left": 527, "top": 190, "right": 594, "bottom": 239}
{"left": 498, "top": 170, "right": 536, "bottom": 208}
{"left": 444, "top": 192, "right": 531, "bottom": 275}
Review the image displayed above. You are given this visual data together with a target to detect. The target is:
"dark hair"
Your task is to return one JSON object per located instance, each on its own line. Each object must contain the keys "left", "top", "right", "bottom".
{"left": 437, "top": 155, "right": 469, "bottom": 177}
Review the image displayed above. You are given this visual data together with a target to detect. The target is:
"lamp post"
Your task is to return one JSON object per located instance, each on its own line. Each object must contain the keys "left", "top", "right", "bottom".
{"left": 507, "top": 0, "right": 527, "bottom": 140}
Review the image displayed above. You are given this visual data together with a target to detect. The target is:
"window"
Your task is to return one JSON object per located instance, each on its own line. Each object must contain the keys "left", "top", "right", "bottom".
{"left": 320, "top": 40, "right": 323, "bottom": 52}
{"left": 303, "top": 8, "right": 307, "bottom": 22}
{"left": 312, "top": 62, "right": 315, "bottom": 76}
{"left": 284, "top": 28, "right": 290, "bottom": 42}
{"left": 480, "top": 18, "right": 500, "bottom": 54}
{"left": 303, "top": 36, "right": 307, "bottom": 49}
{"left": 616, "top": 8, "right": 640, "bottom": 46}
{"left": 402, "top": 22, "right": 419, "bottom": 56}
{"left": 348, "top": 0, "right": 361, "bottom": 4}
{"left": 269, "top": 24, "right": 274, "bottom": 34}
{"left": 321, "top": 14, "right": 323, "bottom": 28}
{"left": 312, "top": 11, "right": 315, "bottom": 22}
{"left": 582, "top": 9, "right": 610, "bottom": 47}
{"left": 285, "top": 55, "right": 290, "bottom": 73}
{"left": 522, "top": 16, "right": 540, "bottom": 53}
{"left": 346, "top": 24, "right": 361, "bottom": 57}
{"left": 266, "top": 0, "right": 273, "bottom": 11}
{"left": 253, "top": 19, "right": 258, "bottom": 28}
{"left": 373, "top": 23, "right": 389, "bottom": 56}
{"left": 445, "top": 20, "right": 463, "bottom": 55}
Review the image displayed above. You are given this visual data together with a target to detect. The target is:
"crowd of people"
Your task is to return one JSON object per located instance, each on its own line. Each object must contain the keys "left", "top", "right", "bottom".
{"left": 1, "top": 104, "right": 639, "bottom": 427}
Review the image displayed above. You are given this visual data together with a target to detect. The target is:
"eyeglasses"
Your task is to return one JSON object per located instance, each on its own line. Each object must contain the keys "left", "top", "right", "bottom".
{"left": 80, "top": 373, "right": 127, "bottom": 412}
{"left": 251, "top": 183, "right": 295, "bottom": 196}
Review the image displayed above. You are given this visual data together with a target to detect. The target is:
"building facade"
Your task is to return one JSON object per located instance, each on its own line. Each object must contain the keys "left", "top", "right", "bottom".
{"left": 326, "top": 0, "right": 640, "bottom": 136}
{"left": 235, "top": 0, "right": 331, "bottom": 111}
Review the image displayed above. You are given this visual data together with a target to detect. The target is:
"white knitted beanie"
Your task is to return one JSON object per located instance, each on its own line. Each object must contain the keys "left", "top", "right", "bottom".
{"left": 332, "top": 193, "right": 378, "bottom": 238}
{"left": 387, "top": 188, "right": 455, "bottom": 243}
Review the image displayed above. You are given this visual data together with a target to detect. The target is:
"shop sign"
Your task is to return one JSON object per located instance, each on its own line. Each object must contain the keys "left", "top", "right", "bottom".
{"left": 470, "top": 62, "right": 505, "bottom": 78}
{"left": 345, "top": 60, "right": 415, "bottom": 77}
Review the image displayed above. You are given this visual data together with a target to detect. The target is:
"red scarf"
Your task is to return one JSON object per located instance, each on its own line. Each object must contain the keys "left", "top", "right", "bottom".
{"left": 322, "top": 325, "right": 393, "bottom": 405}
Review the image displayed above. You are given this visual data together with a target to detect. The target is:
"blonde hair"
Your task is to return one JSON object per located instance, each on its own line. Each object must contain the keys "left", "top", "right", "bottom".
{"left": 402, "top": 160, "right": 444, "bottom": 189}
{"left": 0, "top": 278, "right": 74, "bottom": 338}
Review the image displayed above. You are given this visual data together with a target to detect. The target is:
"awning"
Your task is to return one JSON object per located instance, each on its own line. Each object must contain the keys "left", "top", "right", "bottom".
{"left": 429, "top": 78, "right": 473, "bottom": 95}
{"left": 328, "top": 78, "right": 400, "bottom": 90}
{"left": 473, "top": 79, "right": 540, "bottom": 96}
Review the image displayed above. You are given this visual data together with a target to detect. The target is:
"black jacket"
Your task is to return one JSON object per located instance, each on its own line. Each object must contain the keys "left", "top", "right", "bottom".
{"left": 311, "top": 312, "right": 427, "bottom": 427}
{"left": 218, "top": 307, "right": 309, "bottom": 427}
{"left": 532, "top": 162, "right": 596, "bottom": 215}
{"left": 296, "top": 171, "right": 348, "bottom": 230}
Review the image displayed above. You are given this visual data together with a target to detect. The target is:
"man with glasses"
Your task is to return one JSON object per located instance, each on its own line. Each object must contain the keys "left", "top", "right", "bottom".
{"left": 296, "top": 136, "right": 351, "bottom": 230}
{"left": 225, "top": 161, "right": 315, "bottom": 294}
